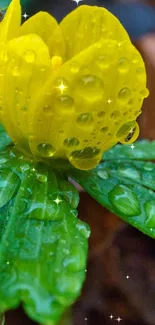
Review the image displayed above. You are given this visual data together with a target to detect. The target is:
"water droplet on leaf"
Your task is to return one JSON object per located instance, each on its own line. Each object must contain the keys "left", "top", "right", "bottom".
{"left": 109, "top": 184, "right": 141, "bottom": 216}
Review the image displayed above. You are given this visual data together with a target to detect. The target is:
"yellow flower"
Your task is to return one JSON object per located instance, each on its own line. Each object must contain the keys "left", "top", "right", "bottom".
{"left": 0, "top": 0, "right": 148, "bottom": 170}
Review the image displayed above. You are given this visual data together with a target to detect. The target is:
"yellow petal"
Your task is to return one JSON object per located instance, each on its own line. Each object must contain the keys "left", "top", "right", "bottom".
{"left": 19, "top": 12, "right": 65, "bottom": 58}
{"left": 60, "top": 5, "right": 130, "bottom": 60}
{"left": 28, "top": 37, "right": 147, "bottom": 170}
{"left": 1, "top": 33, "right": 51, "bottom": 155}
{"left": 0, "top": 0, "right": 21, "bottom": 43}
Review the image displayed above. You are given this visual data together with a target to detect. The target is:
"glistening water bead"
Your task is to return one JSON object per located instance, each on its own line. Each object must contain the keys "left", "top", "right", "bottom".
{"left": 37, "top": 143, "right": 56, "bottom": 157}
{"left": 77, "top": 75, "right": 104, "bottom": 99}
{"left": 109, "top": 184, "right": 141, "bottom": 217}
{"left": 116, "top": 121, "right": 139, "bottom": 144}
{"left": 55, "top": 95, "right": 74, "bottom": 112}
{"left": 23, "top": 50, "right": 36, "bottom": 63}
{"left": 76, "top": 113, "right": 93, "bottom": 126}
{"left": 63, "top": 137, "right": 80, "bottom": 148}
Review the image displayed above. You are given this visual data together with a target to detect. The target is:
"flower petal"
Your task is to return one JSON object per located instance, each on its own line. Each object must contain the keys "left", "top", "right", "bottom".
{"left": 60, "top": 5, "right": 130, "bottom": 60}
{"left": 28, "top": 38, "right": 147, "bottom": 170}
{"left": 0, "top": 0, "right": 21, "bottom": 43}
{"left": 1, "top": 34, "right": 51, "bottom": 155}
{"left": 19, "top": 12, "right": 65, "bottom": 58}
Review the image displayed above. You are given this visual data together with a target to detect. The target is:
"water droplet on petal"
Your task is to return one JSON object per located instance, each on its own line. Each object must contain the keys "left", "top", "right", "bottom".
{"left": 12, "top": 66, "right": 20, "bottom": 76}
{"left": 136, "top": 67, "right": 145, "bottom": 78}
{"left": 70, "top": 62, "right": 80, "bottom": 73}
{"left": 77, "top": 113, "right": 93, "bottom": 126}
{"left": 63, "top": 137, "right": 79, "bottom": 148}
{"left": 100, "top": 126, "right": 108, "bottom": 133}
{"left": 55, "top": 95, "right": 74, "bottom": 112}
{"left": 117, "top": 57, "right": 129, "bottom": 73}
{"left": 37, "top": 143, "right": 56, "bottom": 157}
{"left": 77, "top": 75, "right": 103, "bottom": 99}
{"left": 118, "top": 88, "right": 131, "bottom": 102}
{"left": 96, "top": 55, "right": 109, "bottom": 69}
{"left": 140, "top": 88, "right": 149, "bottom": 98}
{"left": 116, "top": 121, "right": 139, "bottom": 144}
{"left": 69, "top": 147, "right": 101, "bottom": 170}
{"left": 23, "top": 50, "right": 36, "bottom": 63}
{"left": 97, "top": 111, "right": 105, "bottom": 118}
{"left": 111, "top": 110, "right": 120, "bottom": 119}
{"left": 109, "top": 184, "right": 141, "bottom": 216}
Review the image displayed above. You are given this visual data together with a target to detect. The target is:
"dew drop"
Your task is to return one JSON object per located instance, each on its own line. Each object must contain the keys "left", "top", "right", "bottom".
{"left": 69, "top": 147, "right": 101, "bottom": 170}
{"left": 12, "top": 66, "right": 20, "bottom": 76}
{"left": 136, "top": 67, "right": 145, "bottom": 77}
{"left": 118, "top": 88, "right": 131, "bottom": 102}
{"left": 97, "top": 169, "right": 109, "bottom": 180}
{"left": 36, "top": 173, "right": 47, "bottom": 183}
{"left": 21, "top": 105, "right": 27, "bottom": 111}
{"left": 144, "top": 200, "right": 155, "bottom": 227}
{"left": 117, "top": 57, "right": 129, "bottom": 73}
{"left": 100, "top": 126, "right": 108, "bottom": 133}
{"left": 77, "top": 113, "right": 93, "bottom": 126}
{"left": 63, "top": 246, "right": 86, "bottom": 272}
{"left": 140, "top": 88, "right": 149, "bottom": 98}
{"left": 97, "top": 111, "right": 105, "bottom": 118}
{"left": 71, "top": 147, "right": 100, "bottom": 159}
{"left": 111, "top": 110, "right": 120, "bottom": 119}
{"left": 55, "top": 95, "right": 74, "bottom": 111}
{"left": 116, "top": 121, "right": 139, "bottom": 144}
{"left": 96, "top": 55, "right": 109, "bottom": 69}
{"left": 23, "top": 50, "right": 36, "bottom": 63}
{"left": 118, "top": 167, "right": 141, "bottom": 180}
{"left": 63, "top": 137, "right": 79, "bottom": 148}
{"left": 109, "top": 184, "right": 141, "bottom": 216}
{"left": 70, "top": 62, "right": 80, "bottom": 73}
{"left": 76, "top": 221, "right": 91, "bottom": 238}
{"left": 77, "top": 75, "right": 103, "bottom": 99}
{"left": 143, "top": 163, "right": 153, "bottom": 171}
{"left": 37, "top": 143, "right": 56, "bottom": 157}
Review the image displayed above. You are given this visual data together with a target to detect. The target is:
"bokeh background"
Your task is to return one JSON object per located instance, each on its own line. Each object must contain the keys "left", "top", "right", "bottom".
{"left": 1, "top": 0, "right": 155, "bottom": 324}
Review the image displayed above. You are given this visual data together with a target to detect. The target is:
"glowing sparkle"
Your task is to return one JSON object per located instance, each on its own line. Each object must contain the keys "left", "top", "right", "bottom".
{"left": 22, "top": 12, "right": 29, "bottom": 19}
{"left": 126, "top": 275, "right": 129, "bottom": 279}
{"left": 53, "top": 197, "right": 62, "bottom": 205}
{"left": 32, "top": 168, "right": 36, "bottom": 172}
{"left": 107, "top": 99, "right": 112, "bottom": 104}
{"left": 84, "top": 317, "right": 88, "bottom": 321}
{"left": 150, "top": 228, "right": 153, "bottom": 231}
{"left": 109, "top": 315, "right": 114, "bottom": 320}
{"left": 115, "top": 317, "right": 122, "bottom": 323}
{"left": 130, "top": 144, "right": 135, "bottom": 150}
{"left": 71, "top": 0, "right": 83, "bottom": 5}
{"left": 56, "top": 81, "right": 68, "bottom": 95}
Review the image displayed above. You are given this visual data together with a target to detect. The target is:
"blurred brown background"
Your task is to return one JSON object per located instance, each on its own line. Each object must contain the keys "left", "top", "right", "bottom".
{"left": 4, "top": 0, "right": 155, "bottom": 324}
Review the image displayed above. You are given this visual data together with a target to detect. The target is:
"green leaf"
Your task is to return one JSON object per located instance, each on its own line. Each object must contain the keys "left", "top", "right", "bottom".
{"left": 0, "top": 125, "right": 12, "bottom": 152}
{"left": 103, "top": 140, "right": 155, "bottom": 160}
{"left": 0, "top": 147, "right": 90, "bottom": 325}
{"left": 69, "top": 159, "right": 155, "bottom": 239}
